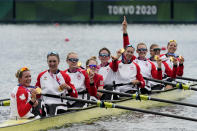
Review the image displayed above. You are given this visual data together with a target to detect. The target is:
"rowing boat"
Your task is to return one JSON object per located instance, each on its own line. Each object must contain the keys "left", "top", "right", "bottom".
{"left": 0, "top": 88, "right": 193, "bottom": 131}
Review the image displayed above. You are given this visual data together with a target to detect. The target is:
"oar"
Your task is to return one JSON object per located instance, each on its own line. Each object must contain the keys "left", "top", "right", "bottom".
{"left": 43, "top": 93, "right": 197, "bottom": 122}
{"left": 97, "top": 89, "right": 197, "bottom": 108}
{"left": 176, "top": 76, "right": 197, "bottom": 82}
{"left": 143, "top": 77, "right": 197, "bottom": 91}
{"left": 0, "top": 98, "right": 9, "bottom": 102}
{"left": 0, "top": 99, "right": 10, "bottom": 106}
{"left": 104, "top": 82, "right": 133, "bottom": 89}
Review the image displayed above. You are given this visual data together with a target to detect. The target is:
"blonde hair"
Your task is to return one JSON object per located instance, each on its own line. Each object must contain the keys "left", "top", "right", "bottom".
{"left": 137, "top": 42, "right": 147, "bottom": 49}
{"left": 86, "top": 56, "right": 98, "bottom": 67}
{"left": 66, "top": 52, "right": 77, "bottom": 60}
{"left": 15, "top": 67, "right": 30, "bottom": 82}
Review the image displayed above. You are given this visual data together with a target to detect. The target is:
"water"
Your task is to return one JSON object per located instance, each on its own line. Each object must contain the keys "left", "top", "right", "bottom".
{"left": 0, "top": 24, "right": 197, "bottom": 130}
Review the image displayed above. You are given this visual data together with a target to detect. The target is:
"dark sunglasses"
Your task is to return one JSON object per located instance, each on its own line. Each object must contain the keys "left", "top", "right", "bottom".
{"left": 153, "top": 48, "right": 161, "bottom": 52}
{"left": 99, "top": 53, "right": 110, "bottom": 57}
{"left": 68, "top": 58, "right": 79, "bottom": 63}
{"left": 137, "top": 48, "right": 147, "bottom": 52}
{"left": 88, "top": 64, "right": 97, "bottom": 68}
{"left": 126, "top": 44, "right": 134, "bottom": 48}
{"left": 48, "top": 60, "right": 57, "bottom": 63}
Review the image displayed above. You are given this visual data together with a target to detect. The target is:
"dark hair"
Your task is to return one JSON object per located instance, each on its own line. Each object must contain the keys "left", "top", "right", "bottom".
{"left": 99, "top": 47, "right": 111, "bottom": 56}
{"left": 86, "top": 56, "right": 98, "bottom": 67}
{"left": 47, "top": 52, "right": 60, "bottom": 62}
{"left": 125, "top": 44, "right": 135, "bottom": 51}
{"left": 150, "top": 44, "right": 158, "bottom": 50}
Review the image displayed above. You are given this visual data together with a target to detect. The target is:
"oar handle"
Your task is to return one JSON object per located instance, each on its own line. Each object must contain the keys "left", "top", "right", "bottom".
{"left": 0, "top": 98, "right": 10, "bottom": 102}
{"left": 144, "top": 77, "right": 197, "bottom": 91}
{"left": 176, "top": 76, "right": 197, "bottom": 82}
{"left": 104, "top": 82, "right": 133, "bottom": 89}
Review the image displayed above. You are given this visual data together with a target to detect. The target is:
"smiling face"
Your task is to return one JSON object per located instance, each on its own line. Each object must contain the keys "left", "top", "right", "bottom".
{"left": 136, "top": 44, "right": 147, "bottom": 58}
{"left": 87, "top": 60, "right": 97, "bottom": 71}
{"left": 67, "top": 53, "right": 79, "bottom": 69}
{"left": 150, "top": 45, "right": 160, "bottom": 57}
{"left": 99, "top": 49, "right": 110, "bottom": 64}
{"left": 19, "top": 71, "right": 31, "bottom": 87}
{"left": 124, "top": 47, "right": 134, "bottom": 60}
{"left": 167, "top": 41, "right": 177, "bottom": 54}
{"left": 47, "top": 55, "right": 59, "bottom": 73}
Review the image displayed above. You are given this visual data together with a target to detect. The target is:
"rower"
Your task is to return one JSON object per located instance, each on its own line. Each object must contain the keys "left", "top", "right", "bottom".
{"left": 122, "top": 16, "right": 162, "bottom": 93}
{"left": 86, "top": 56, "right": 104, "bottom": 100}
{"left": 64, "top": 52, "right": 97, "bottom": 107}
{"left": 10, "top": 67, "right": 40, "bottom": 119}
{"left": 97, "top": 47, "right": 121, "bottom": 99}
{"left": 36, "top": 52, "right": 78, "bottom": 116}
{"left": 160, "top": 40, "right": 184, "bottom": 77}
{"left": 110, "top": 46, "right": 145, "bottom": 94}
{"left": 149, "top": 44, "right": 178, "bottom": 90}
{"left": 97, "top": 47, "right": 115, "bottom": 86}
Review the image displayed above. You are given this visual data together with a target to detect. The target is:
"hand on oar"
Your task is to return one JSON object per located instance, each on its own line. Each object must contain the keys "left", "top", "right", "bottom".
{"left": 131, "top": 80, "right": 141, "bottom": 86}
{"left": 42, "top": 93, "right": 197, "bottom": 122}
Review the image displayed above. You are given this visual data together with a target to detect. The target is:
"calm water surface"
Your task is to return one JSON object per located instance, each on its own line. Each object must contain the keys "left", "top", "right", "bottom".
{"left": 0, "top": 24, "right": 197, "bottom": 130}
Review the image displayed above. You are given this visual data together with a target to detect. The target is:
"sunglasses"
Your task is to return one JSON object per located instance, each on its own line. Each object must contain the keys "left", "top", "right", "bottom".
{"left": 99, "top": 53, "right": 110, "bottom": 57}
{"left": 48, "top": 60, "right": 57, "bottom": 63}
{"left": 88, "top": 64, "right": 97, "bottom": 68}
{"left": 137, "top": 48, "right": 147, "bottom": 52}
{"left": 153, "top": 48, "right": 161, "bottom": 52}
{"left": 47, "top": 51, "right": 59, "bottom": 57}
{"left": 68, "top": 58, "right": 79, "bottom": 63}
{"left": 126, "top": 44, "right": 134, "bottom": 48}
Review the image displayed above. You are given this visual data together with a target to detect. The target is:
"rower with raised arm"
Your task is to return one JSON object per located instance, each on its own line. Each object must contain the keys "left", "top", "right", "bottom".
{"left": 36, "top": 52, "right": 78, "bottom": 116}
{"left": 122, "top": 16, "right": 162, "bottom": 93}
{"left": 110, "top": 45, "right": 145, "bottom": 94}
{"left": 160, "top": 40, "right": 184, "bottom": 77}
{"left": 10, "top": 67, "right": 40, "bottom": 119}
{"left": 86, "top": 56, "right": 104, "bottom": 100}
{"left": 64, "top": 52, "right": 97, "bottom": 107}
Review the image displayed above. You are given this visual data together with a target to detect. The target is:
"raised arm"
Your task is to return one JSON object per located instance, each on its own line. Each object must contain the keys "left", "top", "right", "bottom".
{"left": 122, "top": 16, "right": 130, "bottom": 48}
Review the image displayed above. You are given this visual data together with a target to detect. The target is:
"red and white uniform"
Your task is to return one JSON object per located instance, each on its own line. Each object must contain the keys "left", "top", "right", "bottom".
{"left": 134, "top": 59, "right": 162, "bottom": 80}
{"left": 64, "top": 69, "right": 97, "bottom": 98}
{"left": 111, "top": 60, "right": 145, "bottom": 92}
{"left": 36, "top": 70, "right": 77, "bottom": 106}
{"left": 123, "top": 33, "right": 162, "bottom": 89}
{"left": 160, "top": 54, "right": 184, "bottom": 76}
{"left": 98, "top": 63, "right": 116, "bottom": 85}
{"left": 134, "top": 59, "right": 162, "bottom": 90}
{"left": 150, "top": 60, "right": 177, "bottom": 78}
{"left": 10, "top": 85, "right": 34, "bottom": 119}
{"left": 93, "top": 73, "right": 104, "bottom": 89}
